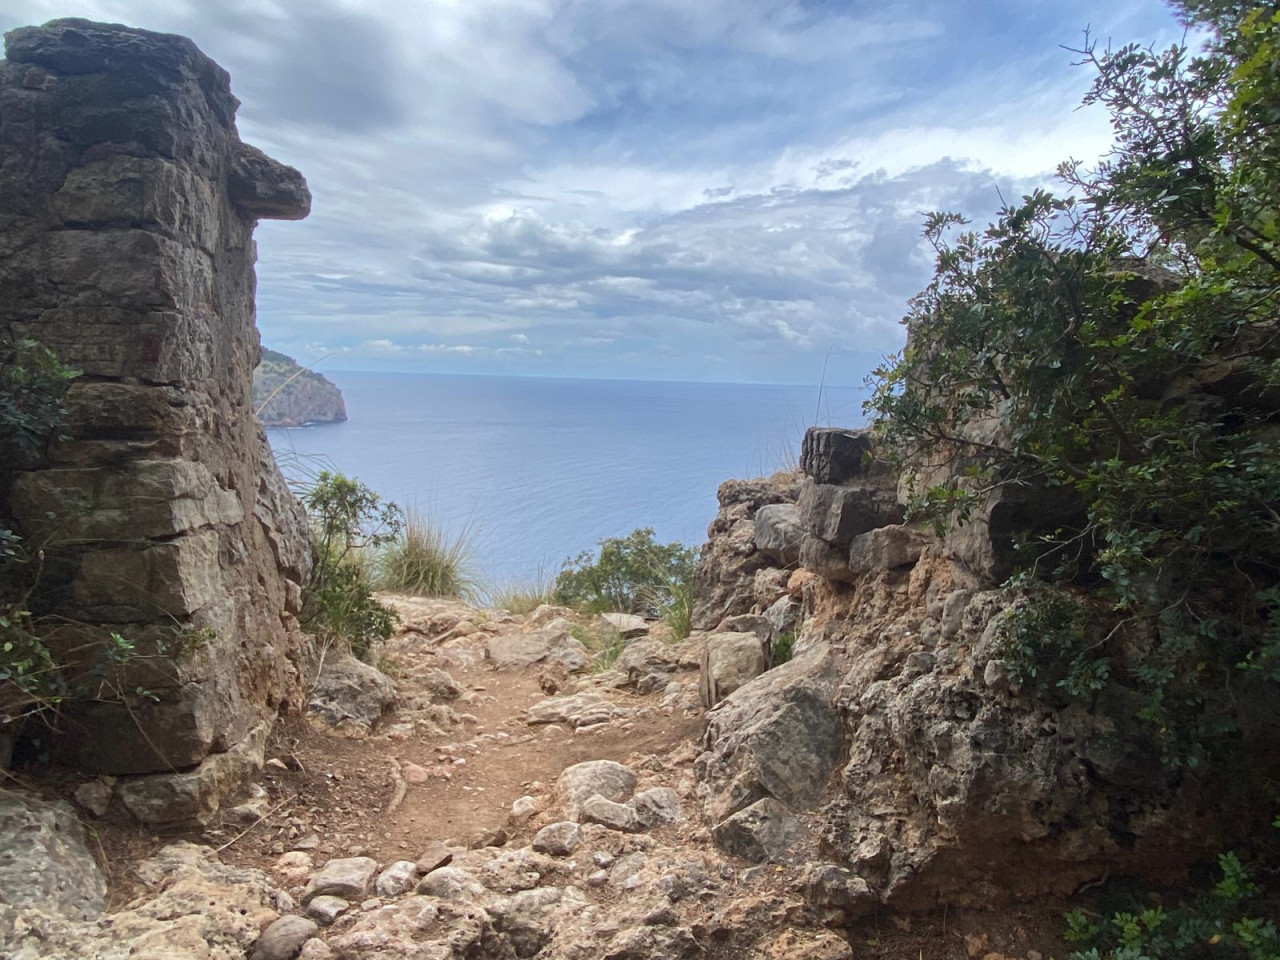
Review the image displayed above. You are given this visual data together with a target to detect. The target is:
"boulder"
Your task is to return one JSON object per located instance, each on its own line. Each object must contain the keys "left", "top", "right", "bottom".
{"left": 698, "top": 647, "right": 844, "bottom": 823}
{"left": 526, "top": 692, "right": 628, "bottom": 728}
{"left": 699, "top": 632, "right": 768, "bottom": 708}
{"left": 753, "top": 503, "right": 804, "bottom": 565}
{"left": 488, "top": 629, "right": 590, "bottom": 671}
{"left": 800, "top": 427, "right": 874, "bottom": 484}
{"left": 796, "top": 479, "right": 903, "bottom": 547}
{"left": 557, "top": 760, "right": 637, "bottom": 817}
{"left": 711, "top": 797, "right": 804, "bottom": 863}
{"left": 301, "top": 856, "right": 378, "bottom": 904}
{"left": 117, "top": 720, "right": 268, "bottom": 827}
{"left": 580, "top": 794, "right": 644, "bottom": 833}
{"left": 600, "top": 613, "right": 648, "bottom": 638}
{"left": 251, "top": 915, "right": 319, "bottom": 960}
{"left": 799, "top": 535, "right": 858, "bottom": 583}
{"left": 374, "top": 860, "right": 418, "bottom": 898}
{"left": 307, "top": 654, "right": 397, "bottom": 738}
{"left": 631, "top": 787, "right": 681, "bottom": 829}
{"left": 846, "top": 525, "right": 928, "bottom": 573}
{"left": 0, "top": 791, "right": 105, "bottom": 922}
{"left": 532, "top": 821, "right": 583, "bottom": 856}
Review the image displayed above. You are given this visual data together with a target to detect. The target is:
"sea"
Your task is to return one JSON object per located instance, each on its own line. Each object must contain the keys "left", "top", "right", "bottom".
{"left": 266, "top": 371, "right": 866, "bottom": 587}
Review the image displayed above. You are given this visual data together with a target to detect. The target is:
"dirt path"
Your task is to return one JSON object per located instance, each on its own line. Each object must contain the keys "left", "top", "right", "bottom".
{"left": 213, "top": 598, "right": 703, "bottom": 875}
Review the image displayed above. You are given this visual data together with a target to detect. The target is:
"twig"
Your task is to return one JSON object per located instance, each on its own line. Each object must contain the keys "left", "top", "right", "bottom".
{"left": 214, "top": 793, "right": 296, "bottom": 853}
{"left": 385, "top": 759, "right": 408, "bottom": 815}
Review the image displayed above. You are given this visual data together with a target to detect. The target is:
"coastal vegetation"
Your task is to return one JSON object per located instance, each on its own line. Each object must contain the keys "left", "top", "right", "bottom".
{"left": 869, "top": 0, "right": 1280, "bottom": 767}
{"left": 299, "top": 472, "right": 401, "bottom": 660}
{"left": 552, "top": 527, "right": 696, "bottom": 618}
{"left": 373, "top": 506, "right": 479, "bottom": 600}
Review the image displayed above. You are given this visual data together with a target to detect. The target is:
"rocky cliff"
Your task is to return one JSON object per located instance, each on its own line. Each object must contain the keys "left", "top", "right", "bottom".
{"left": 689, "top": 426, "right": 1280, "bottom": 914}
{"left": 0, "top": 20, "right": 314, "bottom": 792}
{"left": 254, "top": 348, "right": 347, "bottom": 427}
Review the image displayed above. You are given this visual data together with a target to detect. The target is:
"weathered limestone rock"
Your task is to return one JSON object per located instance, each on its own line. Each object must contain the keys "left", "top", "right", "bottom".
{"left": 307, "top": 654, "right": 397, "bottom": 738}
{"left": 752, "top": 503, "right": 804, "bottom": 565}
{"left": 0, "top": 791, "right": 105, "bottom": 922}
{"left": 0, "top": 841, "right": 279, "bottom": 959}
{"left": 796, "top": 479, "right": 903, "bottom": 548}
{"left": 799, "top": 427, "right": 874, "bottom": 485}
{"left": 532, "top": 821, "right": 582, "bottom": 856}
{"left": 557, "top": 759, "right": 637, "bottom": 818}
{"left": 846, "top": 524, "right": 928, "bottom": 573}
{"left": 697, "top": 647, "right": 844, "bottom": 824}
{"left": 302, "top": 857, "right": 378, "bottom": 905}
{"left": 251, "top": 915, "right": 319, "bottom": 960}
{"left": 116, "top": 720, "right": 268, "bottom": 827}
{"left": 0, "top": 19, "right": 313, "bottom": 775}
{"left": 699, "top": 631, "right": 768, "bottom": 708}
{"left": 690, "top": 474, "right": 800, "bottom": 630}
{"left": 711, "top": 797, "right": 804, "bottom": 863}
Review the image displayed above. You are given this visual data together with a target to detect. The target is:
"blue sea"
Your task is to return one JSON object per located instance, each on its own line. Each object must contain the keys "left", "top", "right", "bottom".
{"left": 266, "top": 372, "right": 865, "bottom": 586}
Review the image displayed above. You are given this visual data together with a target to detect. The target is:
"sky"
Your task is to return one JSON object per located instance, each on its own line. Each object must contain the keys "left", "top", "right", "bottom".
{"left": 2, "top": 0, "right": 1186, "bottom": 385}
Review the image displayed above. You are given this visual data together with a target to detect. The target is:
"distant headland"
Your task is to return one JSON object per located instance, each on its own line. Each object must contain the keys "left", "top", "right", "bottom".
{"left": 253, "top": 348, "right": 347, "bottom": 427}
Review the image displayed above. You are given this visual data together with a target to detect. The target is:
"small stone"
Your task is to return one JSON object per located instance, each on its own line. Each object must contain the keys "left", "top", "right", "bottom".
{"left": 532, "top": 821, "right": 582, "bottom": 857}
{"left": 401, "top": 762, "right": 428, "bottom": 783}
{"left": 292, "top": 835, "right": 320, "bottom": 851}
{"left": 414, "top": 841, "right": 454, "bottom": 875}
{"left": 73, "top": 779, "right": 113, "bottom": 818}
{"left": 631, "top": 788, "right": 680, "bottom": 829}
{"left": 266, "top": 758, "right": 289, "bottom": 771}
{"left": 250, "top": 914, "right": 318, "bottom": 960}
{"left": 508, "top": 794, "right": 540, "bottom": 827}
{"left": 711, "top": 797, "right": 803, "bottom": 863}
{"left": 274, "top": 851, "right": 314, "bottom": 886}
{"left": 581, "top": 794, "right": 643, "bottom": 833}
{"left": 588, "top": 869, "right": 609, "bottom": 887}
{"left": 374, "top": 860, "right": 417, "bottom": 897}
{"left": 305, "top": 895, "right": 350, "bottom": 926}
{"left": 592, "top": 851, "right": 614, "bottom": 868}
{"left": 557, "top": 760, "right": 636, "bottom": 815}
{"left": 297, "top": 940, "right": 333, "bottom": 960}
{"left": 301, "top": 856, "right": 378, "bottom": 904}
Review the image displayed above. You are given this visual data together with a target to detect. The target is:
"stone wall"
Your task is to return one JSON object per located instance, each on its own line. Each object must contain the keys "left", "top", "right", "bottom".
{"left": 0, "top": 20, "right": 313, "bottom": 775}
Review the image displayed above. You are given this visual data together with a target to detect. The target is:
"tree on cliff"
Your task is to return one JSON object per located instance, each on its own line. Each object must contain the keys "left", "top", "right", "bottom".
{"left": 869, "top": 2, "right": 1280, "bottom": 763}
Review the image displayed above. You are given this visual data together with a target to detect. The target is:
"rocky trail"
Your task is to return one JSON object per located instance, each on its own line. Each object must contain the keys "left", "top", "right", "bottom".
{"left": 3, "top": 595, "right": 871, "bottom": 960}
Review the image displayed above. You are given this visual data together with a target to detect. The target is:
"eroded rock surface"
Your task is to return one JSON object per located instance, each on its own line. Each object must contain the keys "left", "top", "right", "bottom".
{"left": 0, "top": 18, "right": 313, "bottom": 776}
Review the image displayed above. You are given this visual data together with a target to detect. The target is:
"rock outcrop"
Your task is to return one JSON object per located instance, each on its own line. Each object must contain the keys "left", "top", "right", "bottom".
{"left": 693, "top": 426, "right": 1279, "bottom": 915}
{"left": 0, "top": 20, "right": 313, "bottom": 782}
{"left": 253, "top": 348, "right": 347, "bottom": 428}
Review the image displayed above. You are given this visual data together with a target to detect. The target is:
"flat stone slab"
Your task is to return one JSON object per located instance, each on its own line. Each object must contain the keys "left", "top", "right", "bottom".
{"left": 302, "top": 856, "right": 377, "bottom": 904}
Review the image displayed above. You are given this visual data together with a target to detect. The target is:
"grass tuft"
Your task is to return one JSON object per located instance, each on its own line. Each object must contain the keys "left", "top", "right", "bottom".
{"left": 373, "top": 506, "right": 478, "bottom": 600}
{"left": 487, "top": 567, "right": 554, "bottom": 614}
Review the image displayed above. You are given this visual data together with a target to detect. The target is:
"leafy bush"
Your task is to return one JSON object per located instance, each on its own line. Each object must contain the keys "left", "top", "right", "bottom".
{"left": 1, "top": 340, "right": 78, "bottom": 730}
{"left": 1064, "top": 850, "right": 1280, "bottom": 960}
{"left": 867, "top": 2, "right": 1280, "bottom": 762}
{"left": 374, "top": 507, "right": 477, "bottom": 600}
{"left": 553, "top": 527, "right": 696, "bottom": 616}
{"left": 300, "top": 472, "right": 401, "bottom": 660}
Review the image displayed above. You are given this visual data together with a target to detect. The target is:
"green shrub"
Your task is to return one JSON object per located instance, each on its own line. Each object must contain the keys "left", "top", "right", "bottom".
{"left": 866, "top": 3, "right": 1280, "bottom": 762}
{"left": 553, "top": 527, "right": 695, "bottom": 616}
{"left": 1, "top": 340, "right": 78, "bottom": 728}
{"left": 1064, "top": 849, "right": 1280, "bottom": 960}
{"left": 770, "top": 628, "right": 797, "bottom": 668}
{"left": 374, "top": 507, "right": 477, "bottom": 600}
{"left": 300, "top": 472, "right": 401, "bottom": 660}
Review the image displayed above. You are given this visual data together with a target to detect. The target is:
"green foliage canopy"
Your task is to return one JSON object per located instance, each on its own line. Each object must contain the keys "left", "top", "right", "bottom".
{"left": 552, "top": 527, "right": 696, "bottom": 617}
{"left": 867, "top": 2, "right": 1280, "bottom": 762}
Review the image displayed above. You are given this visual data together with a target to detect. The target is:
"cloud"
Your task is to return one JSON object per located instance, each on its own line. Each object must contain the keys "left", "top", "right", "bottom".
{"left": 0, "top": 0, "right": 1185, "bottom": 382}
